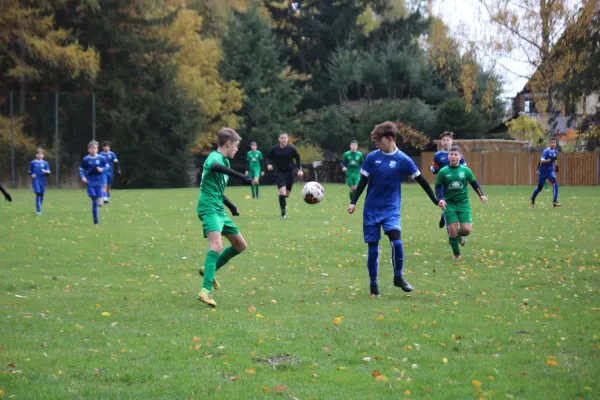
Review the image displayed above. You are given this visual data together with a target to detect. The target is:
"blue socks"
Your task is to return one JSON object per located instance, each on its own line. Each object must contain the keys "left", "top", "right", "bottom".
{"left": 35, "top": 195, "right": 41, "bottom": 213}
{"left": 390, "top": 239, "right": 404, "bottom": 278}
{"left": 367, "top": 244, "right": 379, "bottom": 285}
{"left": 92, "top": 199, "right": 99, "bottom": 224}
{"left": 552, "top": 181, "right": 559, "bottom": 202}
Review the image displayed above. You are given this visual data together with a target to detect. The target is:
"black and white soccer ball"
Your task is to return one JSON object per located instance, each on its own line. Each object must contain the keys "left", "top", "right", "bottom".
{"left": 301, "top": 181, "right": 325, "bottom": 205}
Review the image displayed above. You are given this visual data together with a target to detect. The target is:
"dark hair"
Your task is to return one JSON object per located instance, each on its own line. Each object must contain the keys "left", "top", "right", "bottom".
{"left": 440, "top": 131, "right": 454, "bottom": 139}
{"left": 350, "top": 140, "right": 358, "bottom": 144}
{"left": 371, "top": 122, "right": 397, "bottom": 140}
{"left": 102, "top": 141, "right": 110, "bottom": 147}
{"left": 549, "top": 137, "right": 558, "bottom": 142}
{"left": 250, "top": 141, "right": 257, "bottom": 146}
{"left": 217, "top": 127, "right": 241, "bottom": 146}
{"left": 449, "top": 146, "right": 461, "bottom": 153}
{"left": 279, "top": 132, "right": 288, "bottom": 138}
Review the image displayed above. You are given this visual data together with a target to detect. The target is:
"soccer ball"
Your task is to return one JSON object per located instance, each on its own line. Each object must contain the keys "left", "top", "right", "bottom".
{"left": 301, "top": 181, "right": 325, "bottom": 205}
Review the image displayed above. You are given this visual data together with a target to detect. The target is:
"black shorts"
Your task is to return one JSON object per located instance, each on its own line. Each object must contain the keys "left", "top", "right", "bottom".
{"left": 275, "top": 171, "right": 295, "bottom": 191}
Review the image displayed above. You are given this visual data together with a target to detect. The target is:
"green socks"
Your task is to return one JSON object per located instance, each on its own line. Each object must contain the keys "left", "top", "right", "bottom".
{"left": 251, "top": 185, "right": 256, "bottom": 197}
{"left": 251, "top": 184, "right": 260, "bottom": 197}
{"left": 449, "top": 236, "right": 460, "bottom": 256}
{"left": 216, "top": 246, "right": 240, "bottom": 271}
{"left": 202, "top": 250, "right": 219, "bottom": 290}
{"left": 255, "top": 184, "right": 259, "bottom": 197}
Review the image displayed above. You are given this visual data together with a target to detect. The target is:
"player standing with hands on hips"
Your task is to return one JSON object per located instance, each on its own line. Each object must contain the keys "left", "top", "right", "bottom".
{"left": 267, "top": 133, "right": 303, "bottom": 219}
{"left": 348, "top": 122, "right": 445, "bottom": 297}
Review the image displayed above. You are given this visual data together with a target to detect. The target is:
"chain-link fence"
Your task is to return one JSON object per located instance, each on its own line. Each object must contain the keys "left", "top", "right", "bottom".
{"left": 1, "top": 90, "right": 97, "bottom": 188}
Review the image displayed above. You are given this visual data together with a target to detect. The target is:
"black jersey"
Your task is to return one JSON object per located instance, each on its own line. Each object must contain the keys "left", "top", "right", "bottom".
{"left": 267, "top": 145, "right": 301, "bottom": 172}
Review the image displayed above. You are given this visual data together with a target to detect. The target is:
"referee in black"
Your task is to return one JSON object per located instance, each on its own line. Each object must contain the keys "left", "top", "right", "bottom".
{"left": 267, "top": 132, "right": 303, "bottom": 219}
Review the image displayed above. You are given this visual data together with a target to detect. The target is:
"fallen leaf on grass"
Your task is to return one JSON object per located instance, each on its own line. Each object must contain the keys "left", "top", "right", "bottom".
{"left": 372, "top": 370, "right": 381, "bottom": 377}
{"left": 245, "top": 369, "right": 255, "bottom": 374}
{"left": 472, "top": 380, "right": 482, "bottom": 387}
{"left": 101, "top": 312, "right": 111, "bottom": 317}
{"left": 333, "top": 317, "right": 343, "bottom": 326}
{"left": 248, "top": 306, "right": 256, "bottom": 313}
{"left": 362, "top": 357, "right": 371, "bottom": 362}
{"left": 442, "top": 357, "right": 448, "bottom": 364}
{"left": 375, "top": 375, "right": 388, "bottom": 382}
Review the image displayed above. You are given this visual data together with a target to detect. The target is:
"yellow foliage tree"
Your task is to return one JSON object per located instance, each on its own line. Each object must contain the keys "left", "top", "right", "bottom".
{"left": 164, "top": 9, "right": 244, "bottom": 154}
{"left": 0, "top": 0, "right": 99, "bottom": 82}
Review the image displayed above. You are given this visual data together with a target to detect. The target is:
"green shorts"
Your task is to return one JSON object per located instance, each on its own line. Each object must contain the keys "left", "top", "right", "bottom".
{"left": 248, "top": 168, "right": 261, "bottom": 179}
{"left": 345, "top": 172, "right": 361, "bottom": 187}
{"left": 444, "top": 205, "right": 472, "bottom": 225}
{"left": 198, "top": 212, "right": 240, "bottom": 238}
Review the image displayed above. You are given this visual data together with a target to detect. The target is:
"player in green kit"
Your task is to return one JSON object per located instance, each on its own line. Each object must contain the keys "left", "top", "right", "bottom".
{"left": 197, "top": 127, "right": 252, "bottom": 307}
{"left": 245, "top": 141, "right": 264, "bottom": 198}
{"left": 435, "top": 146, "right": 488, "bottom": 260}
{"left": 341, "top": 140, "right": 364, "bottom": 201}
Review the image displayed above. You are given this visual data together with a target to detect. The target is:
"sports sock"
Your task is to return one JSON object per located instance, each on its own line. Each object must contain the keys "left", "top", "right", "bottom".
{"left": 92, "top": 199, "right": 99, "bottom": 224}
{"left": 251, "top": 185, "right": 255, "bottom": 197}
{"left": 216, "top": 246, "right": 240, "bottom": 271}
{"left": 552, "top": 181, "right": 559, "bottom": 202}
{"left": 531, "top": 186, "right": 542, "bottom": 201}
{"left": 279, "top": 195, "right": 286, "bottom": 213}
{"left": 367, "top": 244, "right": 379, "bottom": 285}
{"left": 449, "top": 236, "right": 460, "bottom": 256}
{"left": 543, "top": 181, "right": 549, "bottom": 190}
{"left": 390, "top": 239, "right": 404, "bottom": 278}
{"left": 35, "top": 195, "right": 41, "bottom": 213}
{"left": 256, "top": 184, "right": 259, "bottom": 197}
{"left": 202, "top": 250, "right": 219, "bottom": 291}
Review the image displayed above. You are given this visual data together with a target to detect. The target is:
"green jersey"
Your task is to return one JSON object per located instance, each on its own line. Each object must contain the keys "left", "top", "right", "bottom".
{"left": 197, "top": 151, "right": 230, "bottom": 216}
{"left": 342, "top": 150, "right": 364, "bottom": 174}
{"left": 246, "top": 150, "right": 263, "bottom": 171}
{"left": 435, "top": 164, "right": 476, "bottom": 207}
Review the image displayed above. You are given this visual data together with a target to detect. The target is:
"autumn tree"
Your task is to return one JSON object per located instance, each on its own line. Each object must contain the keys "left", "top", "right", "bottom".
{"left": 477, "top": 0, "right": 586, "bottom": 133}
{"left": 0, "top": 0, "right": 100, "bottom": 113}
{"left": 507, "top": 115, "right": 545, "bottom": 147}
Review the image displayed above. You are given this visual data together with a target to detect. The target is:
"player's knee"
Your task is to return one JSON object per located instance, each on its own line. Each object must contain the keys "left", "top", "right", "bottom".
{"left": 367, "top": 241, "right": 379, "bottom": 248}
{"left": 234, "top": 239, "right": 248, "bottom": 253}
{"left": 385, "top": 229, "right": 401, "bottom": 241}
{"left": 209, "top": 242, "right": 223, "bottom": 253}
{"left": 461, "top": 227, "right": 471, "bottom": 236}
{"left": 537, "top": 184, "right": 544, "bottom": 190}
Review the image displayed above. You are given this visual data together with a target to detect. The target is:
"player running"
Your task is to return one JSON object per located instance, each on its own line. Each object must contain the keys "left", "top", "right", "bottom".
{"left": 531, "top": 137, "right": 561, "bottom": 207}
{"left": 245, "top": 141, "right": 264, "bottom": 199}
{"left": 28, "top": 148, "right": 51, "bottom": 215}
{"left": 341, "top": 140, "right": 364, "bottom": 201}
{"left": 348, "top": 122, "right": 445, "bottom": 297}
{"left": 197, "top": 128, "right": 252, "bottom": 307}
{"left": 435, "top": 146, "right": 488, "bottom": 260}
{"left": 101, "top": 141, "right": 120, "bottom": 204}
{"left": 80, "top": 141, "right": 109, "bottom": 226}
{"left": 266, "top": 133, "right": 303, "bottom": 219}
{"left": 429, "top": 131, "right": 466, "bottom": 228}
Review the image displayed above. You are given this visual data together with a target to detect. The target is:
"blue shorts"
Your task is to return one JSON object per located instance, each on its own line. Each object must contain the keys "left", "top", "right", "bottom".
{"left": 363, "top": 214, "right": 401, "bottom": 243}
{"left": 32, "top": 180, "right": 46, "bottom": 194}
{"left": 538, "top": 171, "right": 556, "bottom": 186}
{"left": 87, "top": 185, "right": 103, "bottom": 198}
{"left": 103, "top": 175, "right": 113, "bottom": 186}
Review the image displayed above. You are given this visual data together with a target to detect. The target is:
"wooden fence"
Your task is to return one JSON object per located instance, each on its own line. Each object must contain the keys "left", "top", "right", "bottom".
{"left": 421, "top": 152, "right": 600, "bottom": 186}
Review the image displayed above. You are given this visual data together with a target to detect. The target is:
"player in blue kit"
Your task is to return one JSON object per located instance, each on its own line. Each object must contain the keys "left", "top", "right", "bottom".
{"left": 80, "top": 141, "right": 109, "bottom": 225}
{"left": 429, "top": 131, "right": 466, "bottom": 228}
{"left": 101, "top": 141, "right": 120, "bottom": 204}
{"left": 531, "top": 137, "right": 561, "bottom": 208}
{"left": 28, "top": 149, "right": 51, "bottom": 215}
{"left": 348, "top": 122, "right": 446, "bottom": 296}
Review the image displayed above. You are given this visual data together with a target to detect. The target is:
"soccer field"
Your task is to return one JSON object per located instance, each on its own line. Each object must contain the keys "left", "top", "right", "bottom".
{"left": 1, "top": 184, "right": 599, "bottom": 399}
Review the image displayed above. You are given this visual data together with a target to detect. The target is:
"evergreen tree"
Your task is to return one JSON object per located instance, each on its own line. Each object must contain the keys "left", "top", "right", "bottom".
{"left": 221, "top": 4, "right": 299, "bottom": 148}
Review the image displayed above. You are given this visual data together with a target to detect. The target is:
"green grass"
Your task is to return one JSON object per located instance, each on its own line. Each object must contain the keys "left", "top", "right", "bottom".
{"left": 1, "top": 184, "right": 599, "bottom": 399}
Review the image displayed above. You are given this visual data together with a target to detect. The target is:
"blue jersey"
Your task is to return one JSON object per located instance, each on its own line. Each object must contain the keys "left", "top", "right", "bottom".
{"left": 80, "top": 154, "right": 108, "bottom": 186}
{"left": 28, "top": 160, "right": 50, "bottom": 181}
{"left": 360, "top": 149, "right": 420, "bottom": 219}
{"left": 101, "top": 151, "right": 118, "bottom": 176}
{"left": 539, "top": 147, "right": 558, "bottom": 175}
{"left": 432, "top": 150, "right": 466, "bottom": 173}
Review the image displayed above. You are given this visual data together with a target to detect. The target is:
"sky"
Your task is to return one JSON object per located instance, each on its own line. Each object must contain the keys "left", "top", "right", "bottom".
{"left": 432, "top": 0, "right": 530, "bottom": 100}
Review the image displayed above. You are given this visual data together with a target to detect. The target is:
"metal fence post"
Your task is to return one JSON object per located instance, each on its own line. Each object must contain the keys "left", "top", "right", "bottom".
{"left": 55, "top": 90, "right": 60, "bottom": 188}
{"left": 92, "top": 92, "right": 96, "bottom": 141}
{"left": 10, "top": 91, "right": 16, "bottom": 188}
